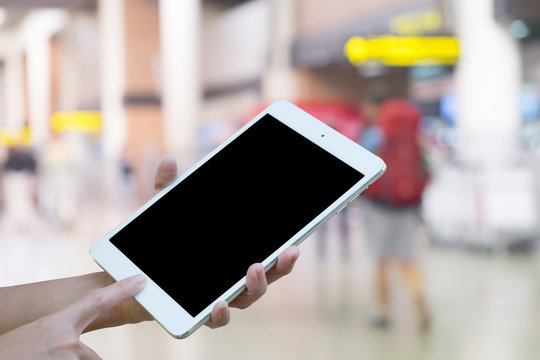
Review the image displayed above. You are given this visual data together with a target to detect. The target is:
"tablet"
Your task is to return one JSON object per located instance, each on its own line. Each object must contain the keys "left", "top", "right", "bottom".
{"left": 90, "top": 99, "right": 386, "bottom": 338}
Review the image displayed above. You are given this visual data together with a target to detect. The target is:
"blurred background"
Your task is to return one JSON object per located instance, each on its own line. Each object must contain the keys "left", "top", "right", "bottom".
{"left": 1, "top": 0, "right": 540, "bottom": 359}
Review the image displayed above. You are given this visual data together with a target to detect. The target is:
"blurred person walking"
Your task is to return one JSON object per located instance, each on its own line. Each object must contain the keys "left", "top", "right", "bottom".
{"left": 359, "top": 97, "right": 430, "bottom": 331}
{"left": 1, "top": 146, "right": 38, "bottom": 231}
{"left": 39, "top": 131, "right": 80, "bottom": 228}
{"left": 0, "top": 147, "right": 7, "bottom": 212}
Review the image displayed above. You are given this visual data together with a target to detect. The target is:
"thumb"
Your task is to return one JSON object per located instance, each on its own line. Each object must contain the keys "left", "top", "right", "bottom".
{"left": 59, "top": 274, "right": 146, "bottom": 334}
{"left": 154, "top": 156, "right": 178, "bottom": 192}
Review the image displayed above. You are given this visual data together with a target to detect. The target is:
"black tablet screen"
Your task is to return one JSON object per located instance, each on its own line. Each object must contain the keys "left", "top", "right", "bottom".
{"left": 110, "top": 114, "right": 364, "bottom": 316}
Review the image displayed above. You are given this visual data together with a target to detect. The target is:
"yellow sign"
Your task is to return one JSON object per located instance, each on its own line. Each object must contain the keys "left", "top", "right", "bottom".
{"left": 391, "top": 11, "right": 443, "bottom": 36}
{"left": 0, "top": 127, "right": 32, "bottom": 146}
{"left": 50, "top": 111, "right": 102, "bottom": 133}
{"left": 344, "top": 36, "right": 460, "bottom": 67}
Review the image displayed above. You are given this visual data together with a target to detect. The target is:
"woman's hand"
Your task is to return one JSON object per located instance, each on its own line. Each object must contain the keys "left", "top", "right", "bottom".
{"left": 0, "top": 156, "right": 301, "bottom": 340}
{"left": 91, "top": 156, "right": 300, "bottom": 330}
{"left": 0, "top": 275, "right": 146, "bottom": 360}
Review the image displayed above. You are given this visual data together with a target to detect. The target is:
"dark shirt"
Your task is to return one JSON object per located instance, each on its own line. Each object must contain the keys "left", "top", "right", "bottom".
{"left": 3, "top": 149, "right": 37, "bottom": 174}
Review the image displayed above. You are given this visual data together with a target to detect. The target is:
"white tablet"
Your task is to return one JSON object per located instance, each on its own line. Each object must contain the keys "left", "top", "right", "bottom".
{"left": 90, "top": 100, "right": 386, "bottom": 338}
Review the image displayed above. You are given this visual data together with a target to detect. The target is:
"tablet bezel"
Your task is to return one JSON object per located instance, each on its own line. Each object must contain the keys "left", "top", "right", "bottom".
{"left": 90, "top": 99, "right": 386, "bottom": 338}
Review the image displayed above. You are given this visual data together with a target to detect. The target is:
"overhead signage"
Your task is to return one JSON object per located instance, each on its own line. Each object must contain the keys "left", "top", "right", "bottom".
{"left": 0, "top": 127, "right": 32, "bottom": 146}
{"left": 50, "top": 111, "right": 102, "bottom": 133}
{"left": 391, "top": 10, "right": 443, "bottom": 36}
{"left": 344, "top": 36, "right": 460, "bottom": 67}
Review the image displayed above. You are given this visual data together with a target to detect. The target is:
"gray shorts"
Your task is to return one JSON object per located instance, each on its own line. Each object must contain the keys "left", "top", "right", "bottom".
{"left": 361, "top": 199, "right": 420, "bottom": 261}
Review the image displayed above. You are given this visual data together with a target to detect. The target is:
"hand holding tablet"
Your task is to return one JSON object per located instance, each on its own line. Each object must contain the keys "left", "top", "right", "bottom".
{"left": 88, "top": 157, "right": 301, "bottom": 332}
{"left": 0, "top": 157, "right": 303, "bottom": 360}
{"left": 90, "top": 100, "right": 386, "bottom": 338}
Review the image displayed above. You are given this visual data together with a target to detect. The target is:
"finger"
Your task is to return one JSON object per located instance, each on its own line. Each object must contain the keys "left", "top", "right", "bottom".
{"left": 154, "top": 156, "right": 178, "bottom": 192}
{"left": 205, "top": 301, "right": 230, "bottom": 329}
{"left": 265, "top": 246, "right": 300, "bottom": 285}
{"left": 60, "top": 274, "right": 146, "bottom": 334}
{"left": 229, "top": 263, "right": 267, "bottom": 309}
{"left": 79, "top": 342, "right": 103, "bottom": 360}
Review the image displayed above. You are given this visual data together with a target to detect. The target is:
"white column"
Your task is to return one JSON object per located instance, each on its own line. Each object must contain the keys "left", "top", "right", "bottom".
{"left": 263, "top": 0, "right": 297, "bottom": 101}
{"left": 455, "top": 0, "right": 521, "bottom": 165}
{"left": 25, "top": 35, "right": 50, "bottom": 145}
{"left": 99, "top": 0, "right": 127, "bottom": 159}
{"left": 4, "top": 50, "right": 25, "bottom": 132}
{"left": 159, "top": 0, "right": 200, "bottom": 156}
{"left": 21, "top": 10, "right": 67, "bottom": 145}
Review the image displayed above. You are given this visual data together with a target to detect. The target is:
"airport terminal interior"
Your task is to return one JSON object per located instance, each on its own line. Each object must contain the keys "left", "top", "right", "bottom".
{"left": 1, "top": 0, "right": 540, "bottom": 359}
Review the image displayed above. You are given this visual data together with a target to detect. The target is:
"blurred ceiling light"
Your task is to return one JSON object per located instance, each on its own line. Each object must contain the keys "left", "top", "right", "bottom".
{"left": 0, "top": 7, "right": 6, "bottom": 28}
{"left": 509, "top": 20, "right": 530, "bottom": 39}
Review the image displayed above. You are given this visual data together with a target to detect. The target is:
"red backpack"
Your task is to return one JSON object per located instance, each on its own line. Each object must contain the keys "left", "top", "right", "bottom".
{"left": 364, "top": 99, "right": 428, "bottom": 207}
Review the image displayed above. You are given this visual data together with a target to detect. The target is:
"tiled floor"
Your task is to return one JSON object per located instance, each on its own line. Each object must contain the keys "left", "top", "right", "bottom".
{"left": 1, "top": 200, "right": 540, "bottom": 360}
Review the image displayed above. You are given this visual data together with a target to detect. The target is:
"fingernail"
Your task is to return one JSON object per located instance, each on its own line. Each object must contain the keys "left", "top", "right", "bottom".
{"left": 220, "top": 302, "right": 229, "bottom": 317}
{"left": 291, "top": 248, "right": 300, "bottom": 262}
{"left": 130, "top": 274, "right": 146, "bottom": 285}
{"left": 256, "top": 266, "right": 265, "bottom": 282}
